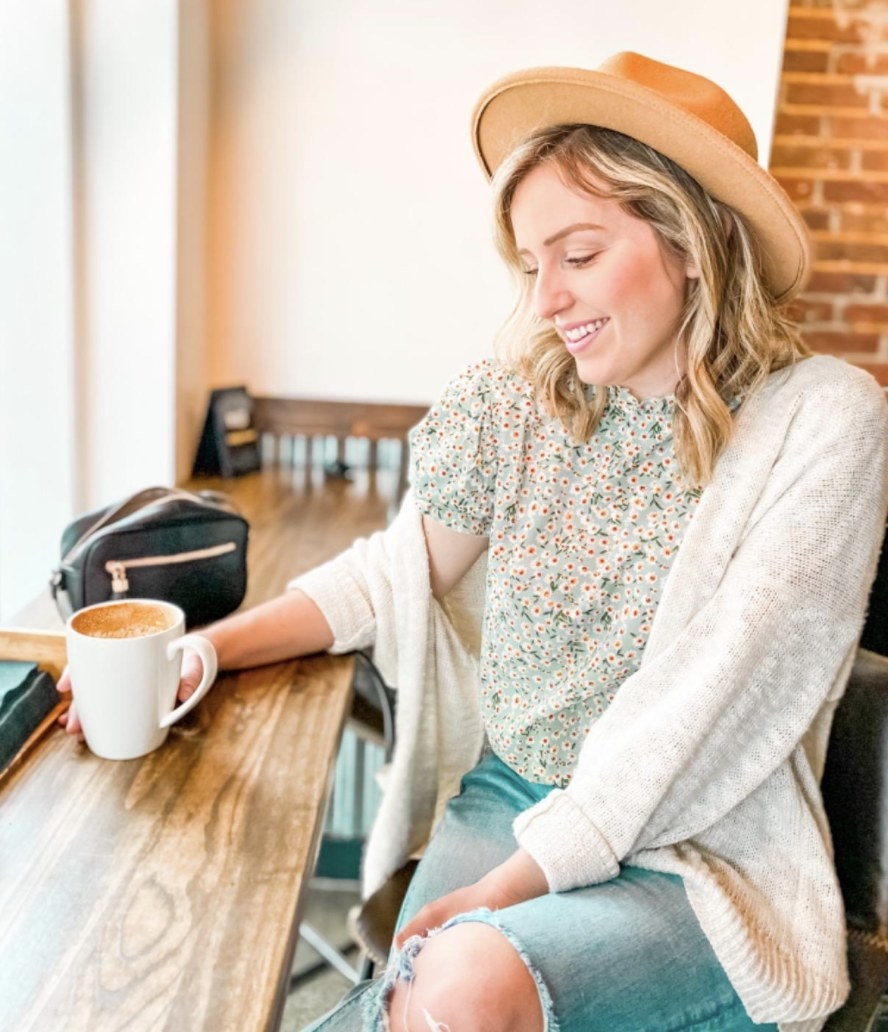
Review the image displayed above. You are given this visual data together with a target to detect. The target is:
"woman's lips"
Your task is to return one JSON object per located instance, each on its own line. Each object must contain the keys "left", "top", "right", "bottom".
{"left": 561, "top": 317, "right": 609, "bottom": 355}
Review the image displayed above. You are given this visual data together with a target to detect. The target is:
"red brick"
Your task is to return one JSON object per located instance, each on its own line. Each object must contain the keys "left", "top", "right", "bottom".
{"left": 804, "top": 271, "right": 878, "bottom": 294}
{"left": 862, "top": 148, "right": 888, "bottom": 172}
{"left": 802, "top": 329, "right": 880, "bottom": 353}
{"left": 774, "top": 174, "right": 819, "bottom": 201}
{"left": 788, "top": 298, "right": 836, "bottom": 323}
{"left": 826, "top": 116, "right": 888, "bottom": 140}
{"left": 770, "top": 142, "right": 854, "bottom": 169}
{"left": 782, "top": 51, "right": 830, "bottom": 74}
{"left": 835, "top": 52, "right": 888, "bottom": 75}
{"left": 845, "top": 303, "right": 888, "bottom": 326}
{"left": 779, "top": 4, "right": 888, "bottom": 374}
{"left": 801, "top": 209, "right": 831, "bottom": 232}
{"left": 839, "top": 210, "right": 888, "bottom": 234}
{"left": 794, "top": 0, "right": 873, "bottom": 8}
{"left": 851, "top": 362, "right": 888, "bottom": 387}
{"left": 787, "top": 12, "right": 880, "bottom": 44}
{"left": 773, "top": 112, "right": 823, "bottom": 136}
{"left": 785, "top": 80, "right": 873, "bottom": 108}
{"left": 823, "top": 179, "right": 888, "bottom": 203}
{"left": 816, "top": 239, "right": 888, "bottom": 264}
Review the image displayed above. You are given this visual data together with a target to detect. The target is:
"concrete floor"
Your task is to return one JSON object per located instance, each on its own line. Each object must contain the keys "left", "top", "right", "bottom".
{"left": 282, "top": 881, "right": 363, "bottom": 1031}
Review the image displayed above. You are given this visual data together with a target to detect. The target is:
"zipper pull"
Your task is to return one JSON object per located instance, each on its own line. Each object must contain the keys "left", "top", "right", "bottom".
{"left": 106, "top": 560, "right": 130, "bottom": 597}
{"left": 50, "top": 568, "right": 64, "bottom": 597}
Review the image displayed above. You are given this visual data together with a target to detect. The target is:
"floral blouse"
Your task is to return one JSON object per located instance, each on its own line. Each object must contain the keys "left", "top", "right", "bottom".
{"left": 410, "top": 360, "right": 701, "bottom": 786}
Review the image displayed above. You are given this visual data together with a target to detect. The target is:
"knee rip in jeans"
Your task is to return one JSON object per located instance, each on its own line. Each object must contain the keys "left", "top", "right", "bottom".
{"left": 361, "top": 908, "right": 560, "bottom": 1032}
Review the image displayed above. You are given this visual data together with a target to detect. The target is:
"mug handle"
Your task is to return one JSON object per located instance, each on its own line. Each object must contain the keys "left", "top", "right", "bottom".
{"left": 159, "top": 634, "right": 218, "bottom": 729}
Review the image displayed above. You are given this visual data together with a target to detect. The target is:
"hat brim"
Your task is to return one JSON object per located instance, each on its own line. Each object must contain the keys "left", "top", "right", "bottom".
{"left": 472, "top": 67, "right": 809, "bottom": 301}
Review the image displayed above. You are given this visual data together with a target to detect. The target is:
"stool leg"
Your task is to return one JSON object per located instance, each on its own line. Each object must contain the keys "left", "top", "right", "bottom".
{"left": 298, "top": 921, "right": 361, "bottom": 983}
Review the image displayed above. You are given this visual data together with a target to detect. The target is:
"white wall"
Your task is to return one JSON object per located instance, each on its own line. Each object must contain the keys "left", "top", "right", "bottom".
{"left": 0, "top": 0, "right": 791, "bottom": 618}
{"left": 73, "top": 0, "right": 180, "bottom": 507}
{"left": 0, "top": 0, "right": 75, "bottom": 620}
{"left": 0, "top": 0, "right": 189, "bottom": 619}
{"left": 206, "top": 0, "right": 791, "bottom": 408}
{"left": 176, "top": 0, "right": 213, "bottom": 484}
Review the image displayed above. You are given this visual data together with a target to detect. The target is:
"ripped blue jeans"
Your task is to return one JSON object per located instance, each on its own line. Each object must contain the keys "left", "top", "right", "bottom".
{"left": 303, "top": 751, "right": 778, "bottom": 1031}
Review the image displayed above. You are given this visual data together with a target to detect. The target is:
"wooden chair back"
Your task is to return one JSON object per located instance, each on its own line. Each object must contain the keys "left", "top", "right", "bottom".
{"left": 252, "top": 396, "right": 428, "bottom": 501}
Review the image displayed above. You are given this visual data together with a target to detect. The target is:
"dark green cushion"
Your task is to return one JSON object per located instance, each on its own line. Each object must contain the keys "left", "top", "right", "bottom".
{"left": 821, "top": 649, "right": 888, "bottom": 1026}
{"left": 823, "top": 932, "right": 888, "bottom": 1030}
{"left": 0, "top": 660, "right": 60, "bottom": 770}
{"left": 822, "top": 649, "right": 888, "bottom": 939}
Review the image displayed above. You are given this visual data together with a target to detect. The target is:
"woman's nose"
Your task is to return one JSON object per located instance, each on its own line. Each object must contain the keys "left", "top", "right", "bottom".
{"left": 533, "top": 267, "right": 572, "bottom": 321}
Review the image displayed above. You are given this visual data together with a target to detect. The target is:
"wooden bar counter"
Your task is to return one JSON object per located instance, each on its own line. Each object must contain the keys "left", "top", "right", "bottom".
{"left": 0, "top": 463, "right": 398, "bottom": 1031}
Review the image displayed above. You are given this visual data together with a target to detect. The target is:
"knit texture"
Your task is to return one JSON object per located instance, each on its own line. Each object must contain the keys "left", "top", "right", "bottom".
{"left": 292, "top": 355, "right": 888, "bottom": 1029}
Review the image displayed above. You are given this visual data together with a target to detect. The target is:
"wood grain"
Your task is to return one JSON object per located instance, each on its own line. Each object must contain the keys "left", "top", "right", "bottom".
{"left": 0, "top": 468, "right": 398, "bottom": 1031}
{"left": 0, "top": 627, "right": 66, "bottom": 679}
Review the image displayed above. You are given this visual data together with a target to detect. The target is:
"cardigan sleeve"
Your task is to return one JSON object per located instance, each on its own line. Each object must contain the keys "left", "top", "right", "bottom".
{"left": 515, "top": 369, "right": 888, "bottom": 892}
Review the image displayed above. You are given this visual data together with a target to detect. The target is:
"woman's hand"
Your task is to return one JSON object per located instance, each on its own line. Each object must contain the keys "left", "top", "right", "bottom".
{"left": 57, "top": 651, "right": 208, "bottom": 741}
{"left": 393, "top": 849, "right": 549, "bottom": 949}
{"left": 56, "top": 667, "right": 82, "bottom": 739}
{"left": 56, "top": 587, "right": 337, "bottom": 742}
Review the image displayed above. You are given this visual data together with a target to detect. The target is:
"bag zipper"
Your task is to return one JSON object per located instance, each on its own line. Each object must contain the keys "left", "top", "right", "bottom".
{"left": 105, "top": 541, "right": 238, "bottom": 595}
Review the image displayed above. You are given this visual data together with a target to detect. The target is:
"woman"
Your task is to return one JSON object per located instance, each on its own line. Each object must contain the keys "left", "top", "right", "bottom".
{"left": 64, "top": 53, "right": 888, "bottom": 1031}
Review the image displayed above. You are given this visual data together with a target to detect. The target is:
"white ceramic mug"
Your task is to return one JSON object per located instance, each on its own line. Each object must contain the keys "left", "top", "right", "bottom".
{"left": 66, "top": 598, "right": 217, "bottom": 760}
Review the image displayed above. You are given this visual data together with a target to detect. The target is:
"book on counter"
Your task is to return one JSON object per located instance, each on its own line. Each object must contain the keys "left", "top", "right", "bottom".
{"left": 0, "top": 659, "right": 63, "bottom": 778}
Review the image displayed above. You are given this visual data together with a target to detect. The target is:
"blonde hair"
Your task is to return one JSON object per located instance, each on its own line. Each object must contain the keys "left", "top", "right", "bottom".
{"left": 491, "top": 124, "right": 807, "bottom": 484}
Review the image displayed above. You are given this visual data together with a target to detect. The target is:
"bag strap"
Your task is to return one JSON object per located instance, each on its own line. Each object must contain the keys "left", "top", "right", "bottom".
{"left": 60, "top": 486, "right": 240, "bottom": 566}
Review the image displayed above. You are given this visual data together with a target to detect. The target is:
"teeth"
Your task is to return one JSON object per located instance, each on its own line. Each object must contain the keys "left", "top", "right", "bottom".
{"left": 564, "top": 319, "right": 607, "bottom": 342}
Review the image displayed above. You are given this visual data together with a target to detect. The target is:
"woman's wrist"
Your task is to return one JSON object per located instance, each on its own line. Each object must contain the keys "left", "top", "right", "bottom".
{"left": 482, "top": 848, "right": 550, "bottom": 901}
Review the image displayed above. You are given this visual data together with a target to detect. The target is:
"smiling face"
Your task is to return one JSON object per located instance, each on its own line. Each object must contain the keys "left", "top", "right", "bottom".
{"left": 509, "top": 162, "right": 698, "bottom": 399}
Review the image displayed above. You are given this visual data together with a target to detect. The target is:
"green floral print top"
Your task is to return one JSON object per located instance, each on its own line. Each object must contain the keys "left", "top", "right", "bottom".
{"left": 410, "top": 359, "right": 702, "bottom": 786}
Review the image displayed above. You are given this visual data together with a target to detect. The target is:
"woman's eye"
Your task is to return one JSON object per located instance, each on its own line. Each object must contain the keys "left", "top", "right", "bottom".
{"left": 521, "top": 267, "right": 539, "bottom": 278}
{"left": 565, "top": 253, "right": 597, "bottom": 268}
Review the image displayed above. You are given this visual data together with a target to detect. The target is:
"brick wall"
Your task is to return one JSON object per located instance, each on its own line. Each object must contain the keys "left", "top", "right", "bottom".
{"left": 770, "top": 0, "right": 888, "bottom": 385}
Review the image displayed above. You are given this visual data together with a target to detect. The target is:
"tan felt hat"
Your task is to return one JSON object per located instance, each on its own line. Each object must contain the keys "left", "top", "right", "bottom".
{"left": 472, "top": 52, "right": 809, "bottom": 300}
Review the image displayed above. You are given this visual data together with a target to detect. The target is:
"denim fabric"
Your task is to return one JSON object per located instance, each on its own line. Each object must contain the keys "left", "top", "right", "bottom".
{"left": 303, "top": 752, "right": 778, "bottom": 1032}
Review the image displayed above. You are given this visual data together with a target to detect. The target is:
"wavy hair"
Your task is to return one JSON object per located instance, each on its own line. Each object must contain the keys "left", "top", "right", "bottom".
{"left": 491, "top": 124, "right": 807, "bottom": 484}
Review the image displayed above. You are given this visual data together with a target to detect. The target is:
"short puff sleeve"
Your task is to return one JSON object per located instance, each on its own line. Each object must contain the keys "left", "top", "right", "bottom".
{"left": 409, "top": 360, "right": 503, "bottom": 536}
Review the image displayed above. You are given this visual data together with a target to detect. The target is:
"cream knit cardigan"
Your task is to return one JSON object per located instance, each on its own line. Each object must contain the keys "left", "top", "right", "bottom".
{"left": 293, "top": 355, "right": 888, "bottom": 1031}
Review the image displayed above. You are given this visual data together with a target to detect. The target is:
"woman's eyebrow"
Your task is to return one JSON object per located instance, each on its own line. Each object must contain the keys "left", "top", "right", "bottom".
{"left": 516, "top": 222, "right": 606, "bottom": 260}
{"left": 544, "top": 222, "right": 606, "bottom": 246}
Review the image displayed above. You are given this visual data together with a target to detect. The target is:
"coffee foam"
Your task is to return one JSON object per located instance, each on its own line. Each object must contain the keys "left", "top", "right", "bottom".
{"left": 73, "top": 601, "right": 174, "bottom": 639}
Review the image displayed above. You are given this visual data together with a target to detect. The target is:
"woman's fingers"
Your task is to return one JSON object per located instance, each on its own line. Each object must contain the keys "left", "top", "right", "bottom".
{"left": 177, "top": 651, "right": 206, "bottom": 701}
{"left": 394, "top": 887, "right": 476, "bottom": 948}
{"left": 393, "top": 851, "right": 549, "bottom": 949}
{"left": 60, "top": 702, "right": 84, "bottom": 738}
{"left": 56, "top": 668, "right": 84, "bottom": 740}
{"left": 56, "top": 652, "right": 206, "bottom": 743}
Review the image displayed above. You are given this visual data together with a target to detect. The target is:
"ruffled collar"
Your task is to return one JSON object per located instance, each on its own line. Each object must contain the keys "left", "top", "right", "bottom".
{"left": 601, "top": 384, "right": 675, "bottom": 420}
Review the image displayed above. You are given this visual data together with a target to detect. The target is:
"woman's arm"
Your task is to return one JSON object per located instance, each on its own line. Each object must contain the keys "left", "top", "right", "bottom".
{"left": 395, "top": 370, "right": 888, "bottom": 939}
{"left": 516, "top": 373, "right": 888, "bottom": 893}
{"left": 422, "top": 514, "right": 489, "bottom": 600}
{"left": 199, "top": 588, "right": 333, "bottom": 670}
{"left": 62, "top": 504, "right": 488, "bottom": 739}
{"left": 60, "top": 588, "right": 335, "bottom": 736}
{"left": 199, "top": 511, "right": 485, "bottom": 668}
{"left": 199, "top": 514, "right": 485, "bottom": 667}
